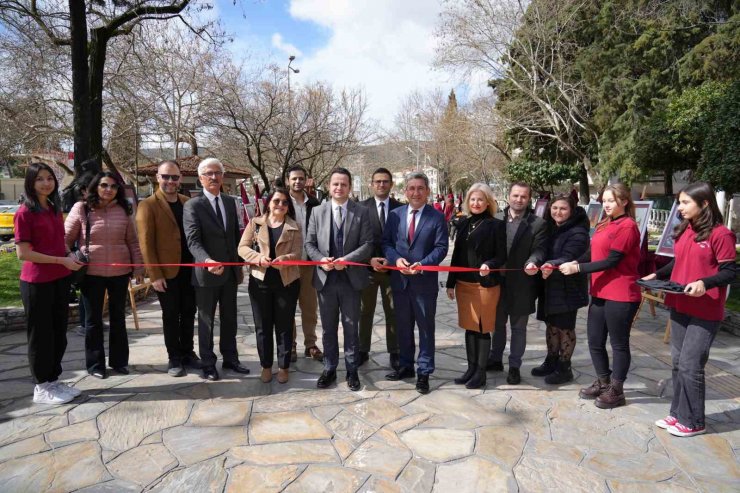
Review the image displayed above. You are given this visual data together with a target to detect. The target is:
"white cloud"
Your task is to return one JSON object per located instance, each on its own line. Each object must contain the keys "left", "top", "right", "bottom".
{"left": 271, "top": 32, "right": 303, "bottom": 58}
{"left": 283, "top": 0, "right": 487, "bottom": 130}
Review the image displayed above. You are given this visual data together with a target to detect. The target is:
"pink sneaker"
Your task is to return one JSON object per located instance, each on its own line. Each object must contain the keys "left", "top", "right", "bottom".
{"left": 655, "top": 415, "right": 678, "bottom": 429}
{"left": 668, "top": 422, "right": 706, "bottom": 437}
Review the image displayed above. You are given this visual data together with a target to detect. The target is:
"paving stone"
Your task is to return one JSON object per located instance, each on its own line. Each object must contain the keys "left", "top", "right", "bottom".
{"left": 251, "top": 389, "right": 363, "bottom": 412}
{"left": 400, "top": 428, "right": 474, "bottom": 462}
{"left": 68, "top": 399, "right": 112, "bottom": 424}
{"left": 345, "top": 398, "right": 407, "bottom": 427}
{"left": 0, "top": 434, "right": 48, "bottom": 463}
{"left": 332, "top": 438, "right": 355, "bottom": 461}
{"left": 402, "top": 390, "right": 501, "bottom": 427}
{"left": 97, "top": 393, "right": 191, "bottom": 452}
{"left": 249, "top": 410, "right": 331, "bottom": 443}
{"left": 386, "top": 412, "right": 432, "bottom": 433}
{"left": 607, "top": 479, "right": 696, "bottom": 492}
{"left": 475, "top": 426, "right": 528, "bottom": 468}
{"left": 522, "top": 438, "right": 584, "bottom": 464}
{"left": 397, "top": 457, "right": 435, "bottom": 492}
{"left": 419, "top": 413, "right": 478, "bottom": 429}
{"left": 190, "top": 399, "right": 250, "bottom": 427}
{"left": 514, "top": 456, "right": 608, "bottom": 492}
{"left": 0, "top": 441, "right": 109, "bottom": 492}
{"left": 74, "top": 479, "right": 142, "bottom": 492}
{"left": 434, "top": 456, "right": 514, "bottom": 492}
{"left": 46, "top": 419, "right": 99, "bottom": 446}
{"left": 162, "top": 425, "right": 247, "bottom": 466}
{"left": 230, "top": 440, "right": 338, "bottom": 465}
{"left": 583, "top": 451, "right": 677, "bottom": 481}
{"left": 226, "top": 464, "right": 303, "bottom": 493}
{"left": 372, "top": 427, "right": 406, "bottom": 449}
{"left": 358, "top": 477, "right": 402, "bottom": 493}
{"left": 311, "top": 404, "right": 344, "bottom": 423}
{"left": 107, "top": 443, "right": 177, "bottom": 486}
{"left": 327, "top": 410, "right": 377, "bottom": 445}
{"left": 657, "top": 432, "right": 740, "bottom": 481}
{"left": 140, "top": 431, "right": 162, "bottom": 445}
{"left": 283, "top": 464, "right": 367, "bottom": 493}
{"left": 344, "top": 438, "right": 411, "bottom": 478}
{"left": 150, "top": 457, "right": 227, "bottom": 492}
{"left": 0, "top": 414, "right": 67, "bottom": 446}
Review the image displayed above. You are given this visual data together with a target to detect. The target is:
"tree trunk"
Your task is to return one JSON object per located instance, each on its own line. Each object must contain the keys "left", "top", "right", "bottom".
{"left": 68, "top": 0, "right": 91, "bottom": 172}
{"left": 88, "top": 28, "right": 109, "bottom": 171}
{"left": 664, "top": 166, "right": 673, "bottom": 196}
{"left": 578, "top": 161, "right": 590, "bottom": 204}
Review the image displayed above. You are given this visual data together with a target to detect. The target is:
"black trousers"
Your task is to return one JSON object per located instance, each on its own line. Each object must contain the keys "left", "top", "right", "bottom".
{"left": 587, "top": 297, "right": 639, "bottom": 381}
{"left": 81, "top": 274, "right": 131, "bottom": 372}
{"left": 248, "top": 276, "right": 299, "bottom": 369}
{"left": 20, "top": 276, "right": 71, "bottom": 384}
{"left": 195, "top": 271, "right": 239, "bottom": 368}
{"left": 156, "top": 267, "right": 196, "bottom": 364}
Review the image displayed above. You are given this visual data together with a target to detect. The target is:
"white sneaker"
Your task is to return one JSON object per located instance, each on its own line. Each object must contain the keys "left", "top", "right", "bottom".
{"left": 33, "top": 383, "right": 74, "bottom": 405}
{"left": 52, "top": 381, "right": 82, "bottom": 398}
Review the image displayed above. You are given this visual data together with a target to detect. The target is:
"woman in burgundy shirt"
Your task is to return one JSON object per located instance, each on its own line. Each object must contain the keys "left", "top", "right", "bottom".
{"left": 560, "top": 183, "right": 641, "bottom": 409}
{"left": 15, "top": 163, "right": 84, "bottom": 405}
{"left": 644, "top": 182, "right": 736, "bottom": 437}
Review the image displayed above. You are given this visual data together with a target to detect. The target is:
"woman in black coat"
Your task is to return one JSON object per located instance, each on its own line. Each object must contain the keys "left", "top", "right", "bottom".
{"left": 533, "top": 194, "right": 590, "bottom": 384}
{"left": 446, "top": 183, "right": 507, "bottom": 389}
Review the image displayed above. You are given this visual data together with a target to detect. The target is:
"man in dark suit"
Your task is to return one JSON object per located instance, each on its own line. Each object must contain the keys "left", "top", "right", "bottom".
{"left": 488, "top": 182, "right": 548, "bottom": 385}
{"left": 305, "top": 167, "right": 373, "bottom": 391}
{"left": 184, "top": 157, "right": 248, "bottom": 381}
{"left": 382, "top": 172, "right": 449, "bottom": 394}
{"left": 136, "top": 160, "right": 198, "bottom": 378}
{"left": 358, "top": 167, "right": 403, "bottom": 369}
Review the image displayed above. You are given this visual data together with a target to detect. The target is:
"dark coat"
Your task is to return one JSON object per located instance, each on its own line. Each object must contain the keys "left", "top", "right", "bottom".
{"left": 537, "top": 207, "right": 590, "bottom": 319}
{"left": 302, "top": 194, "right": 321, "bottom": 234}
{"left": 359, "top": 196, "right": 403, "bottom": 257}
{"left": 498, "top": 207, "right": 548, "bottom": 315}
{"left": 446, "top": 215, "right": 507, "bottom": 289}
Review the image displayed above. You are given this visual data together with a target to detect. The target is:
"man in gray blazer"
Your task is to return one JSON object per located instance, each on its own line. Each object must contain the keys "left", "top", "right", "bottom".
{"left": 305, "top": 167, "right": 373, "bottom": 391}
{"left": 184, "top": 158, "right": 248, "bottom": 381}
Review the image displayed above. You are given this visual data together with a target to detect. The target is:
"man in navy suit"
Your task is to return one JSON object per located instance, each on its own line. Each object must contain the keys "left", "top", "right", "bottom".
{"left": 382, "top": 172, "right": 449, "bottom": 394}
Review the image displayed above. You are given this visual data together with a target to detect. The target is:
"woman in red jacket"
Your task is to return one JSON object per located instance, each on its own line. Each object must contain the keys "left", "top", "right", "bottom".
{"left": 644, "top": 182, "right": 736, "bottom": 437}
{"left": 560, "top": 183, "right": 641, "bottom": 409}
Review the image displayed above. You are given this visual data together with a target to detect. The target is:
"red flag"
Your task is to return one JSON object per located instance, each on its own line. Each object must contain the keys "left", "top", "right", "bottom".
{"left": 239, "top": 181, "right": 250, "bottom": 226}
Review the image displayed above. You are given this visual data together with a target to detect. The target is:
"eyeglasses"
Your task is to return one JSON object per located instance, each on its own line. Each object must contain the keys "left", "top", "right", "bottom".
{"left": 98, "top": 183, "right": 119, "bottom": 190}
{"left": 159, "top": 174, "right": 181, "bottom": 181}
{"left": 271, "top": 199, "right": 290, "bottom": 206}
{"left": 201, "top": 171, "right": 223, "bottom": 178}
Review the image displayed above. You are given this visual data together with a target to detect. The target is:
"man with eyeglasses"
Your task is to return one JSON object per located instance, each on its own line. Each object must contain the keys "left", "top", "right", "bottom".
{"left": 136, "top": 161, "right": 200, "bottom": 377}
{"left": 184, "top": 158, "right": 248, "bottom": 381}
{"left": 358, "top": 167, "right": 402, "bottom": 369}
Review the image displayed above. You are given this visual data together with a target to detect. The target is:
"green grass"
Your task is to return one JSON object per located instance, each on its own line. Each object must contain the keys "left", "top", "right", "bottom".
{"left": 0, "top": 253, "right": 22, "bottom": 307}
{"left": 727, "top": 286, "right": 740, "bottom": 313}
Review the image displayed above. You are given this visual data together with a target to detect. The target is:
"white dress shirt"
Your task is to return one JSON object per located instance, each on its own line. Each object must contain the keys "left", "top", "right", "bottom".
{"left": 202, "top": 189, "right": 227, "bottom": 228}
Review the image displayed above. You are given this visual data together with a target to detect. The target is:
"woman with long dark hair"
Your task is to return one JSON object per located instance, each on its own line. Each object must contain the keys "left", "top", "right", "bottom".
{"left": 15, "top": 163, "right": 83, "bottom": 404}
{"left": 534, "top": 193, "right": 590, "bottom": 384}
{"left": 65, "top": 171, "right": 144, "bottom": 379}
{"left": 445, "top": 183, "right": 506, "bottom": 389}
{"left": 238, "top": 188, "right": 303, "bottom": 384}
{"left": 560, "top": 183, "right": 641, "bottom": 408}
{"left": 644, "top": 182, "right": 736, "bottom": 437}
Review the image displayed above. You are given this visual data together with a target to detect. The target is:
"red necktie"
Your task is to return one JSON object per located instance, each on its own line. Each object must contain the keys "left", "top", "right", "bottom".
{"left": 408, "top": 209, "right": 418, "bottom": 242}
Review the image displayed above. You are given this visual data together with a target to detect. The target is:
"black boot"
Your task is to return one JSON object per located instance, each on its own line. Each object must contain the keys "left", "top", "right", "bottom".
{"left": 544, "top": 359, "right": 573, "bottom": 385}
{"left": 454, "top": 331, "right": 477, "bottom": 385}
{"left": 531, "top": 353, "right": 558, "bottom": 377}
{"left": 466, "top": 334, "right": 490, "bottom": 389}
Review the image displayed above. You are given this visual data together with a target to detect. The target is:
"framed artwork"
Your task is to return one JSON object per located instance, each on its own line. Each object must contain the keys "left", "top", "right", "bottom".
{"left": 656, "top": 201, "right": 682, "bottom": 257}
{"left": 585, "top": 201, "right": 603, "bottom": 236}
{"left": 633, "top": 201, "right": 653, "bottom": 244}
{"left": 123, "top": 185, "right": 138, "bottom": 217}
{"left": 534, "top": 198, "right": 549, "bottom": 218}
{"left": 243, "top": 203, "right": 256, "bottom": 220}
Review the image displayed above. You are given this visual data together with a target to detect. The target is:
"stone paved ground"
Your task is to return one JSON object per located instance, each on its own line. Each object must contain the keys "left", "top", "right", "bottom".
{"left": 0, "top": 266, "right": 738, "bottom": 492}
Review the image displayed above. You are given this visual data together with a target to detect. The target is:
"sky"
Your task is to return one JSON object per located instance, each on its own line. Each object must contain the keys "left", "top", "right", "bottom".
{"left": 213, "top": 0, "right": 484, "bottom": 129}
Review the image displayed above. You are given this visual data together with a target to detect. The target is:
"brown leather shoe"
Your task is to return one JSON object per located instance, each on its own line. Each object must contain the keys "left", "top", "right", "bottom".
{"left": 595, "top": 380, "right": 625, "bottom": 409}
{"left": 305, "top": 346, "right": 324, "bottom": 362}
{"left": 277, "top": 368, "right": 289, "bottom": 384}
{"left": 260, "top": 368, "right": 272, "bottom": 383}
{"left": 579, "top": 376, "right": 610, "bottom": 400}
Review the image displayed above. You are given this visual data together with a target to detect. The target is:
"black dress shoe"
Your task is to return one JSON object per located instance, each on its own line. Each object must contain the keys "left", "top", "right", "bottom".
{"left": 358, "top": 351, "right": 370, "bottom": 366}
{"left": 182, "top": 352, "right": 202, "bottom": 369}
{"left": 416, "top": 374, "right": 430, "bottom": 394}
{"left": 222, "top": 361, "right": 250, "bottom": 374}
{"left": 507, "top": 367, "right": 521, "bottom": 385}
{"left": 202, "top": 367, "right": 220, "bottom": 381}
{"left": 112, "top": 366, "right": 129, "bottom": 375}
{"left": 346, "top": 371, "right": 361, "bottom": 391}
{"left": 385, "top": 367, "right": 415, "bottom": 381}
{"left": 90, "top": 369, "right": 107, "bottom": 379}
{"left": 316, "top": 370, "right": 337, "bottom": 389}
{"left": 389, "top": 353, "right": 401, "bottom": 371}
{"left": 487, "top": 360, "right": 504, "bottom": 372}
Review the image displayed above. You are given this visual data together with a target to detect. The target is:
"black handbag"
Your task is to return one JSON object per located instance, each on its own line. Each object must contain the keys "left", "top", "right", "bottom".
{"left": 70, "top": 205, "right": 91, "bottom": 287}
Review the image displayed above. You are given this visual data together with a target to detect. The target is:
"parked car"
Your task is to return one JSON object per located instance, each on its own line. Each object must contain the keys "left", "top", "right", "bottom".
{"left": 0, "top": 204, "right": 20, "bottom": 241}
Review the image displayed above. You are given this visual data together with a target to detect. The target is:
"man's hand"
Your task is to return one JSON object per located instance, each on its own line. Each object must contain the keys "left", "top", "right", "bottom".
{"left": 685, "top": 280, "right": 706, "bottom": 297}
{"left": 524, "top": 262, "right": 538, "bottom": 276}
{"left": 479, "top": 264, "right": 490, "bottom": 277}
{"left": 152, "top": 278, "right": 167, "bottom": 292}
{"left": 333, "top": 257, "right": 346, "bottom": 271}
{"left": 205, "top": 258, "right": 224, "bottom": 275}
{"left": 320, "top": 257, "right": 335, "bottom": 271}
{"left": 370, "top": 257, "right": 388, "bottom": 272}
{"left": 396, "top": 257, "right": 415, "bottom": 275}
{"left": 541, "top": 263, "right": 554, "bottom": 280}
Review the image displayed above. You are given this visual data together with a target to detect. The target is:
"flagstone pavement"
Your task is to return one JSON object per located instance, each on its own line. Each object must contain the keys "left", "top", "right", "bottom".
{"left": 0, "top": 268, "right": 738, "bottom": 492}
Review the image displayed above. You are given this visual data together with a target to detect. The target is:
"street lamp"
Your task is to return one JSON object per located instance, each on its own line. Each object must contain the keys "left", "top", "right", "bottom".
{"left": 287, "top": 55, "right": 300, "bottom": 104}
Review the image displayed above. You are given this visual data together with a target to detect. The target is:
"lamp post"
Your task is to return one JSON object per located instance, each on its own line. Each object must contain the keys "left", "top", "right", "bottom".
{"left": 287, "top": 55, "right": 300, "bottom": 113}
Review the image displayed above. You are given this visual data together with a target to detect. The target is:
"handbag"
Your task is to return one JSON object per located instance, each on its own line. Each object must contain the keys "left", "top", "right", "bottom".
{"left": 70, "top": 205, "right": 91, "bottom": 287}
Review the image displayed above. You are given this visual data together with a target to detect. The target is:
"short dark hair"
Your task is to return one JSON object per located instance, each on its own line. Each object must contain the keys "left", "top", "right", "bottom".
{"left": 508, "top": 181, "right": 532, "bottom": 198}
{"left": 329, "top": 167, "right": 352, "bottom": 182}
{"left": 158, "top": 160, "right": 180, "bottom": 171}
{"left": 285, "top": 164, "right": 307, "bottom": 179}
{"left": 371, "top": 167, "right": 392, "bottom": 181}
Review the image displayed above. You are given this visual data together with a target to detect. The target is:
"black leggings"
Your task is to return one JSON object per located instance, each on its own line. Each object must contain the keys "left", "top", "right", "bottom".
{"left": 587, "top": 297, "right": 639, "bottom": 382}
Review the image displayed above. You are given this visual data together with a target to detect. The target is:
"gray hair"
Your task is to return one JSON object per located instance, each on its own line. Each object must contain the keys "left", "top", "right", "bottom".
{"left": 198, "top": 157, "right": 225, "bottom": 175}
{"left": 404, "top": 171, "right": 429, "bottom": 188}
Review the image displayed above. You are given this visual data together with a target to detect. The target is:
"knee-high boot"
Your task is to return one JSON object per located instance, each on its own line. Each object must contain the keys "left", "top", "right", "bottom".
{"left": 454, "top": 331, "right": 477, "bottom": 385}
{"left": 466, "top": 333, "right": 490, "bottom": 389}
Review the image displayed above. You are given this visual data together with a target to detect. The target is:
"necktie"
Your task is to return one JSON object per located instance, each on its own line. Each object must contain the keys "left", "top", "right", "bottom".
{"left": 408, "top": 209, "right": 418, "bottom": 242}
{"left": 214, "top": 196, "right": 225, "bottom": 229}
{"left": 379, "top": 202, "right": 386, "bottom": 232}
{"left": 335, "top": 206, "right": 343, "bottom": 229}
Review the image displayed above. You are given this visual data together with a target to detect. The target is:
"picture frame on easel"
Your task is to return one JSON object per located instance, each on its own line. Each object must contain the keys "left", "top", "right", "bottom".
{"left": 656, "top": 201, "right": 682, "bottom": 257}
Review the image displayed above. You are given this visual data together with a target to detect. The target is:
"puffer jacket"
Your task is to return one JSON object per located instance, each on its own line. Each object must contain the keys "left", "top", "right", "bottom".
{"left": 65, "top": 200, "right": 144, "bottom": 278}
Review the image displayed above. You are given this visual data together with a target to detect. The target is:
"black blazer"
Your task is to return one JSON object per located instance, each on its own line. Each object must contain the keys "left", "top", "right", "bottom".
{"left": 446, "top": 216, "right": 507, "bottom": 289}
{"left": 184, "top": 193, "right": 243, "bottom": 287}
{"left": 360, "top": 196, "right": 403, "bottom": 257}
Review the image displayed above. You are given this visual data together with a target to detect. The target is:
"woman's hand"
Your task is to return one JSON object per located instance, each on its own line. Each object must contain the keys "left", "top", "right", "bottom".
{"left": 684, "top": 280, "right": 706, "bottom": 297}
{"left": 479, "top": 264, "right": 490, "bottom": 277}
{"left": 641, "top": 273, "right": 657, "bottom": 281}
{"left": 446, "top": 288, "right": 455, "bottom": 300}
{"left": 559, "top": 261, "right": 578, "bottom": 276}
{"left": 258, "top": 255, "right": 272, "bottom": 267}
{"left": 541, "top": 263, "right": 554, "bottom": 280}
{"left": 524, "top": 262, "right": 538, "bottom": 276}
